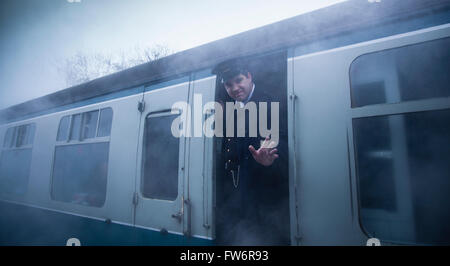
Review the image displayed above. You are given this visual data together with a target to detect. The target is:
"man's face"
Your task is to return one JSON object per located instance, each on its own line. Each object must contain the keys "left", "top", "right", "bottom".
{"left": 224, "top": 72, "right": 253, "bottom": 102}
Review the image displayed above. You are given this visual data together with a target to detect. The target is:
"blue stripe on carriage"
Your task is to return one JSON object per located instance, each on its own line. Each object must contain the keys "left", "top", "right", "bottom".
{"left": 0, "top": 201, "right": 213, "bottom": 246}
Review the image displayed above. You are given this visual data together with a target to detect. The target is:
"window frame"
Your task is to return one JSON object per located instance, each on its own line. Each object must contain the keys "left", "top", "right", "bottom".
{"left": 0, "top": 122, "right": 36, "bottom": 196}
{"left": 140, "top": 109, "right": 182, "bottom": 202}
{"left": 349, "top": 36, "right": 450, "bottom": 109}
{"left": 80, "top": 110, "right": 100, "bottom": 141}
{"left": 57, "top": 107, "right": 113, "bottom": 143}
{"left": 50, "top": 107, "right": 113, "bottom": 208}
{"left": 97, "top": 108, "right": 114, "bottom": 138}
{"left": 347, "top": 35, "right": 450, "bottom": 245}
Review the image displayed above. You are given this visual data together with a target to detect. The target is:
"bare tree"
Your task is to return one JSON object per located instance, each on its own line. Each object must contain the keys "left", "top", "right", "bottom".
{"left": 57, "top": 44, "right": 173, "bottom": 87}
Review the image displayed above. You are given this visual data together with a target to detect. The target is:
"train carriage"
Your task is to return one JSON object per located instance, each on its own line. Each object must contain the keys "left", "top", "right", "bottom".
{"left": 0, "top": 0, "right": 449, "bottom": 245}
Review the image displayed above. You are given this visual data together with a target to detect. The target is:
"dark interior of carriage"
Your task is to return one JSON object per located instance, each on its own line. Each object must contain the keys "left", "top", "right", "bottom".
{"left": 214, "top": 52, "right": 290, "bottom": 245}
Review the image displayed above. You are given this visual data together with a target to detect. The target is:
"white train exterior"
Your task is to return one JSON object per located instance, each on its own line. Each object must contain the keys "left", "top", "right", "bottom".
{"left": 0, "top": 0, "right": 449, "bottom": 245}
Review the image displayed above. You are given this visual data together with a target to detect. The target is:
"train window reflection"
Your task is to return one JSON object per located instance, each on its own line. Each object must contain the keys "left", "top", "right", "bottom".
{"left": 350, "top": 37, "right": 450, "bottom": 107}
{"left": 2, "top": 124, "right": 35, "bottom": 148}
{"left": 3, "top": 127, "right": 15, "bottom": 148}
{"left": 57, "top": 116, "right": 70, "bottom": 141}
{"left": 353, "top": 109, "right": 450, "bottom": 244}
{"left": 24, "top": 124, "right": 35, "bottom": 146}
{"left": 70, "top": 114, "right": 82, "bottom": 141}
{"left": 59, "top": 108, "right": 113, "bottom": 142}
{"left": 0, "top": 123, "right": 36, "bottom": 196}
{"left": 52, "top": 108, "right": 113, "bottom": 207}
{"left": 51, "top": 142, "right": 109, "bottom": 207}
{"left": 81, "top": 110, "right": 99, "bottom": 140}
{"left": 97, "top": 108, "right": 113, "bottom": 137}
{"left": 0, "top": 149, "right": 33, "bottom": 196}
{"left": 142, "top": 114, "right": 180, "bottom": 201}
{"left": 16, "top": 125, "right": 27, "bottom": 147}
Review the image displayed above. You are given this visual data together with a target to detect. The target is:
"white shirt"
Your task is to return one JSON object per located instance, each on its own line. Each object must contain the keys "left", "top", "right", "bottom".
{"left": 236, "top": 83, "right": 255, "bottom": 108}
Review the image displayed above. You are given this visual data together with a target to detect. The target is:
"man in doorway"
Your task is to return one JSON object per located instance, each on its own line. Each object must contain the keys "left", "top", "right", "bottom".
{"left": 213, "top": 58, "right": 289, "bottom": 245}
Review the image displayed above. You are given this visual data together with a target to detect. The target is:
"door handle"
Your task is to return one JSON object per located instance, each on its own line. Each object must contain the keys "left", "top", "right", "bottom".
{"left": 171, "top": 212, "right": 182, "bottom": 223}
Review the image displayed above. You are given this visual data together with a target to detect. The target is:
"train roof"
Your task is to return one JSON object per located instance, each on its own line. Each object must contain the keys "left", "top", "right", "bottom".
{"left": 1, "top": 0, "right": 450, "bottom": 123}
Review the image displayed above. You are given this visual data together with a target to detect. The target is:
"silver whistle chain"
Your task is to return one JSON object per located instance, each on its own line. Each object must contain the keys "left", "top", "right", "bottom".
{"left": 230, "top": 165, "right": 240, "bottom": 188}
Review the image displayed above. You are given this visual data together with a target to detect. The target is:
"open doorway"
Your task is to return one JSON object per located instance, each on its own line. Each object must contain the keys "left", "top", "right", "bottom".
{"left": 213, "top": 51, "right": 290, "bottom": 245}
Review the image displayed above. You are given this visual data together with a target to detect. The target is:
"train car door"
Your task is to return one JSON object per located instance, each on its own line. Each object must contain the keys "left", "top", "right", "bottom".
{"left": 134, "top": 77, "right": 190, "bottom": 241}
{"left": 289, "top": 24, "right": 450, "bottom": 245}
{"left": 183, "top": 71, "right": 216, "bottom": 241}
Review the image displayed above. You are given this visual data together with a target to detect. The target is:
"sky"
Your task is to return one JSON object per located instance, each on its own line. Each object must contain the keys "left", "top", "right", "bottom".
{"left": 0, "top": 0, "right": 346, "bottom": 110}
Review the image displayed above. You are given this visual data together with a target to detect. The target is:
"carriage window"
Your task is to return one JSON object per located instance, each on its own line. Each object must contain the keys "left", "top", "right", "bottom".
{"left": 2, "top": 124, "right": 35, "bottom": 149}
{"left": 58, "top": 108, "right": 113, "bottom": 142}
{"left": 353, "top": 109, "right": 450, "bottom": 245}
{"left": 69, "top": 114, "right": 82, "bottom": 141}
{"left": 16, "top": 125, "right": 29, "bottom": 147}
{"left": 350, "top": 37, "right": 450, "bottom": 107}
{"left": 0, "top": 123, "right": 36, "bottom": 195}
{"left": 57, "top": 115, "right": 70, "bottom": 141}
{"left": 97, "top": 108, "right": 113, "bottom": 137}
{"left": 3, "top": 127, "right": 15, "bottom": 148}
{"left": 52, "top": 108, "right": 113, "bottom": 207}
{"left": 81, "top": 110, "right": 99, "bottom": 140}
{"left": 142, "top": 114, "right": 180, "bottom": 201}
{"left": 51, "top": 142, "right": 109, "bottom": 207}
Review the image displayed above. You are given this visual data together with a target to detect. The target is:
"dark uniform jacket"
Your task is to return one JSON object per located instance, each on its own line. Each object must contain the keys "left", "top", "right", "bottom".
{"left": 220, "top": 85, "right": 289, "bottom": 234}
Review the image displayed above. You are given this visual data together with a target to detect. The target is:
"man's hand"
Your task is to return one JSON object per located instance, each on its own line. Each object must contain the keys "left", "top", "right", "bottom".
{"left": 249, "top": 137, "right": 279, "bottom": 167}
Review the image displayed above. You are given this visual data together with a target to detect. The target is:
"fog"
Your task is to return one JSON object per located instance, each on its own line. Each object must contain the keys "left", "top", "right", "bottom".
{"left": 0, "top": 0, "right": 345, "bottom": 111}
{"left": 0, "top": 0, "right": 347, "bottom": 246}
